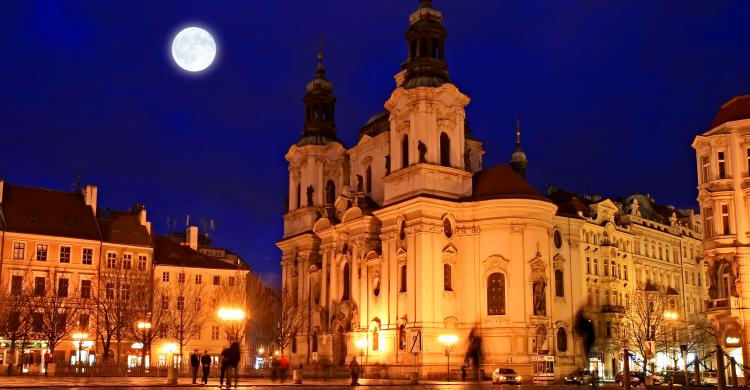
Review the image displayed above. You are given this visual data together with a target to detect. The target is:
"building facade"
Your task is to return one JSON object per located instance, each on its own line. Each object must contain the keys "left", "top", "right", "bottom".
{"left": 278, "top": 0, "right": 707, "bottom": 380}
{"left": 693, "top": 94, "right": 750, "bottom": 379}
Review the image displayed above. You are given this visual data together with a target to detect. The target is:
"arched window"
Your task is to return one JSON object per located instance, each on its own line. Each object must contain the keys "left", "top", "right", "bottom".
{"left": 342, "top": 262, "right": 350, "bottom": 301}
{"left": 440, "top": 132, "right": 450, "bottom": 167}
{"left": 420, "top": 38, "right": 427, "bottom": 57}
{"left": 557, "top": 327, "right": 568, "bottom": 352}
{"left": 399, "top": 264, "right": 407, "bottom": 293}
{"left": 487, "top": 272, "right": 506, "bottom": 315}
{"left": 366, "top": 165, "right": 372, "bottom": 193}
{"left": 312, "top": 330, "right": 318, "bottom": 353}
{"left": 296, "top": 182, "right": 301, "bottom": 209}
{"left": 432, "top": 38, "right": 439, "bottom": 58}
{"left": 554, "top": 269, "right": 564, "bottom": 297}
{"left": 399, "top": 325, "right": 406, "bottom": 350}
{"left": 402, "top": 135, "right": 410, "bottom": 168}
{"left": 443, "top": 264, "right": 452, "bottom": 291}
{"left": 372, "top": 327, "right": 379, "bottom": 351}
{"left": 326, "top": 180, "right": 336, "bottom": 205}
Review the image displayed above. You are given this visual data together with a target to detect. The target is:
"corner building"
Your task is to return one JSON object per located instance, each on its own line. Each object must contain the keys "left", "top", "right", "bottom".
{"left": 693, "top": 94, "right": 750, "bottom": 379}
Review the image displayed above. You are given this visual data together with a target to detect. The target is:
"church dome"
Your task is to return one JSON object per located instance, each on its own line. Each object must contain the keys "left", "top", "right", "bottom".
{"left": 710, "top": 94, "right": 750, "bottom": 130}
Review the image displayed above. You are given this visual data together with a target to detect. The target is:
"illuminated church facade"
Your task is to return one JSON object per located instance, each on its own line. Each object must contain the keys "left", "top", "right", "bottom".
{"left": 278, "top": 0, "right": 706, "bottom": 379}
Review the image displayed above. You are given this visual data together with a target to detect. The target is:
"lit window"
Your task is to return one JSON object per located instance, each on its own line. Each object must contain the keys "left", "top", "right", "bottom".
{"left": 13, "top": 242, "right": 25, "bottom": 260}
{"left": 122, "top": 254, "right": 132, "bottom": 269}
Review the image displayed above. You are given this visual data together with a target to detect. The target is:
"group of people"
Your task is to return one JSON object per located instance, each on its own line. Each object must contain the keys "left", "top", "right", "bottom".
{"left": 189, "top": 342, "right": 242, "bottom": 387}
{"left": 269, "top": 354, "right": 290, "bottom": 382}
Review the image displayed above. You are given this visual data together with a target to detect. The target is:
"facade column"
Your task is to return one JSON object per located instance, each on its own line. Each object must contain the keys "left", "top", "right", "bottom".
{"left": 321, "top": 248, "right": 329, "bottom": 310}
{"left": 331, "top": 254, "right": 339, "bottom": 304}
{"left": 351, "top": 250, "right": 360, "bottom": 309}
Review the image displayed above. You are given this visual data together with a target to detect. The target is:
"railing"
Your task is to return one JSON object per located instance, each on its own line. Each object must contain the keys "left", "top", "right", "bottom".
{"left": 601, "top": 304, "right": 626, "bottom": 314}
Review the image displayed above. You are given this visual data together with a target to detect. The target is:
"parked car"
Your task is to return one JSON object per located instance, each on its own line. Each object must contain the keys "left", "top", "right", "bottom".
{"left": 632, "top": 371, "right": 662, "bottom": 385}
{"left": 564, "top": 369, "right": 593, "bottom": 385}
{"left": 615, "top": 371, "right": 641, "bottom": 387}
{"left": 492, "top": 368, "right": 521, "bottom": 385}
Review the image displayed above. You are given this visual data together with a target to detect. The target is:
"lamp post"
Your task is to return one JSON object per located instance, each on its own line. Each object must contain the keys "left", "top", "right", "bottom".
{"left": 663, "top": 310, "right": 679, "bottom": 388}
{"left": 72, "top": 332, "right": 88, "bottom": 372}
{"left": 438, "top": 335, "right": 459, "bottom": 382}
{"left": 217, "top": 308, "right": 246, "bottom": 342}
{"left": 137, "top": 321, "right": 152, "bottom": 368}
{"left": 355, "top": 338, "right": 367, "bottom": 364}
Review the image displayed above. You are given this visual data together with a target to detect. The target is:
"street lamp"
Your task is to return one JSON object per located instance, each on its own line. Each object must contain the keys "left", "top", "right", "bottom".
{"left": 663, "top": 310, "right": 679, "bottom": 387}
{"left": 217, "top": 308, "right": 246, "bottom": 342}
{"left": 137, "top": 321, "right": 152, "bottom": 368}
{"left": 355, "top": 338, "right": 367, "bottom": 364}
{"left": 438, "top": 335, "right": 459, "bottom": 382}
{"left": 72, "top": 332, "right": 88, "bottom": 372}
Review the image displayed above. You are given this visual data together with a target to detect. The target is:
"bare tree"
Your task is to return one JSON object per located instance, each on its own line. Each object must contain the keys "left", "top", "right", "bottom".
{"left": 245, "top": 272, "right": 278, "bottom": 351}
{"left": 93, "top": 268, "right": 144, "bottom": 362}
{"left": 28, "top": 270, "right": 84, "bottom": 363}
{"left": 0, "top": 278, "right": 33, "bottom": 375}
{"left": 166, "top": 270, "right": 207, "bottom": 362}
{"left": 276, "top": 287, "right": 306, "bottom": 354}
{"left": 129, "top": 276, "right": 168, "bottom": 367}
{"left": 214, "top": 270, "right": 250, "bottom": 343}
{"left": 621, "top": 283, "right": 670, "bottom": 374}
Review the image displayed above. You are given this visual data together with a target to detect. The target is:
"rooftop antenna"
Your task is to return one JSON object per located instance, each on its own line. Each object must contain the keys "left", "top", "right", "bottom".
{"left": 166, "top": 216, "right": 171, "bottom": 232}
{"left": 186, "top": 214, "right": 190, "bottom": 228}
{"left": 71, "top": 162, "right": 84, "bottom": 192}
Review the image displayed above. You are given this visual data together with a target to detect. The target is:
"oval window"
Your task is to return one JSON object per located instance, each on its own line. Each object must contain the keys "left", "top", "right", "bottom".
{"left": 554, "top": 230, "right": 563, "bottom": 249}
{"left": 443, "top": 219, "right": 453, "bottom": 238}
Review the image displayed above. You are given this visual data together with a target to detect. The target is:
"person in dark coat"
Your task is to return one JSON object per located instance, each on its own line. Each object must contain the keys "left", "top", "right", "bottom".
{"left": 227, "top": 342, "right": 241, "bottom": 388}
{"left": 349, "top": 356, "right": 360, "bottom": 385}
{"left": 190, "top": 349, "right": 201, "bottom": 384}
{"left": 219, "top": 348, "right": 230, "bottom": 388}
{"left": 271, "top": 354, "right": 279, "bottom": 382}
{"left": 200, "top": 350, "right": 212, "bottom": 385}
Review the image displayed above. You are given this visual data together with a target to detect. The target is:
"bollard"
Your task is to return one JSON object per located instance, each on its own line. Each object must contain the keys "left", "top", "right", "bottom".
{"left": 166, "top": 366, "right": 178, "bottom": 385}
{"left": 717, "top": 345, "right": 726, "bottom": 390}
{"left": 293, "top": 369, "right": 302, "bottom": 384}
{"left": 409, "top": 372, "right": 419, "bottom": 385}
{"left": 623, "top": 349, "right": 631, "bottom": 390}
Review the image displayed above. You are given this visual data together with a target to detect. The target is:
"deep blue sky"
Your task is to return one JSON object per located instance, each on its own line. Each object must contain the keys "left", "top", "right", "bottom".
{"left": 2, "top": 1, "right": 750, "bottom": 287}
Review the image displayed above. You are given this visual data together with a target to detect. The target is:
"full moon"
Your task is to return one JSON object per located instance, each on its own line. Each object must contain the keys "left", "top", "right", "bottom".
{"left": 171, "top": 27, "right": 216, "bottom": 72}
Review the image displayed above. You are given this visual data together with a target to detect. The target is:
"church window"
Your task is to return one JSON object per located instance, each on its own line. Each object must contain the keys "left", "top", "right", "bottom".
{"left": 443, "top": 264, "right": 452, "bottom": 291}
{"left": 554, "top": 230, "right": 563, "bottom": 249}
{"left": 718, "top": 151, "right": 726, "bottom": 179}
{"left": 326, "top": 180, "right": 336, "bottom": 204}
{"left": 402, "top": 135, "right": 410, "bottom": 168}
{"left": 366, "top": 165, "right": 372, "bottom": 193}
{"left": 399, "top": 264, "right": 407, "bottom": 293}
{"left": 296, "top": 183, "right": 301, "bottom": 209}
{"left": 557, "top": 327, "right": 568, "bottom": 352}
{"left": 722, "top": 204, "right": 731, "bottom": 235}
{"left": 704, "top": 207, "right": 714, "bottom": 238}
{"left": 554, "top": 269, "right": 564, "bottom": 297}
{"left": 399, "top": 325, "right": 406, "bottom": 350}
{"left": 487, "top": 272, "right": 506, "bottom": 316}
{"left": 440, "top": 132, "right": 450, "bottom": 167}
{"left": 342, "top": 262, "right": 350, "bottom": 301}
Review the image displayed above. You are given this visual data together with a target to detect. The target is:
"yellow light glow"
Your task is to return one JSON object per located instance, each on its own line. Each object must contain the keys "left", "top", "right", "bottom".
{"left": 162, "top": 343, "right": 178, "bottom": 354}
{"left": 217, "top": 308, "right": 246, "bottom": 321}
{"left": 137, "top": 321, "right": 152, "bottom": 330}
{"left": 438, "top": 334, "right": 459, "bottom": 346}
{"left": 663, "top": 311, "right": 678, "bottom": 320}
{"left": 132, "top": 342, "right": 144, "bottom": 349}
{"left": 72, "top": 332, "right": 89, "bottom": 340}
{"left": 355, "top": 338, "right": 367, "bottom": 349}
{"left": 258, "top": 348, "right": 265, "bottom": 354}
{"left": 274, "top": 350, "right": 280, "bottom": 356}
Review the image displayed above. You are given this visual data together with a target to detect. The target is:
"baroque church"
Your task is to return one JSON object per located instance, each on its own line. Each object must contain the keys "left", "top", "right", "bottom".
{"left": 278, "top": 0, "right": 706, "bottom": 380}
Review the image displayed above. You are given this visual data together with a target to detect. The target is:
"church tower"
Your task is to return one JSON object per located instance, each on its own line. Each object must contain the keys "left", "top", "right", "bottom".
{"left": 383, "top": 0, "right": 473, "bottom": 205}
{"left": 283, "top": 50, "right": 347, "bottom": 238}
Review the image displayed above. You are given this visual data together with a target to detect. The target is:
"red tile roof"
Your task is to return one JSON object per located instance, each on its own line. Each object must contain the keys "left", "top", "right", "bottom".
{"left": 97, "top": 209, "right": 152, "bottom": 247}
{"left": 1, "top": 184, "right": 100, "bottom": 240}
{"left": 710, "top": 94, "right": 750, "bottom": 129}
{"left": 469, "top": 164, "right": 550, "bottom": 202}
{"left": 154, "top": 235, "right": 248, "bottom": 270}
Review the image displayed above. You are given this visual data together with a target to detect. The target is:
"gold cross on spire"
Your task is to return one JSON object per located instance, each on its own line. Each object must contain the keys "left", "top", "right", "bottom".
{"left": 515, "top": 119, "right": 521, "bottom": 146}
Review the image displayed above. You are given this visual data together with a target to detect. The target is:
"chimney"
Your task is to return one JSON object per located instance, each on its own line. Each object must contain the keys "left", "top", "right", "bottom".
{"left": 139, "top": 207, "right": 151, "bottom": 235}
{"left": 83, "top": 184, "right": 98, "bottom": 215}
{"left": 0, "top": 178, "right": 4, "bottom": 202}
{"left": 186, "top": 226, "right": 199, "bottom": 250}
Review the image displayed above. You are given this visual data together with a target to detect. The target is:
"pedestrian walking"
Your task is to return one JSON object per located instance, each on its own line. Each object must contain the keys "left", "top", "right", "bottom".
{"left": 190, "top": 349, "right": 201, "bottom": 384}
{"left": 279, "top": 354, "right": 290, "bottom": 383}
{"left": 349, "top": 356, "right": 360, "bottom": 385}
{"left": 227, "top": 342, "right": 241, "bottom": 388}
{"left": 271, "top": 354, "right": 279, "bottom": 382}
{"left": 219, "top": 348, "right": 230, "bottom": 388}
{"left": 200, "top": 349, "right": 212, "bottom": 385}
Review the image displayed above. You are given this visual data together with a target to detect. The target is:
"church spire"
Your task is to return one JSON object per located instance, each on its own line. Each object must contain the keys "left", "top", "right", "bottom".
{"left": 298, "top": 43, "right": 339, "bottom": 146}
{"left": 401, "top": 0, "right": 450, "bottom": 89}
{"left": 510, "top": 120, "right": 528, "bottom": 179}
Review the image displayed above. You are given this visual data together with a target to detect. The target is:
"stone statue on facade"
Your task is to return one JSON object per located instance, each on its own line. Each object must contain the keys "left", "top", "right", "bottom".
{"left": 307, "top": 185, "right": 314, "bottom": 207}
{"left": 418, "top": 141, "right": 427, "bottom": 163}
{"left": 533, "top": 280, "right": 546, "bottom": 316}
{"left": 351, "top": 303, "right": 359, "bottom": 330}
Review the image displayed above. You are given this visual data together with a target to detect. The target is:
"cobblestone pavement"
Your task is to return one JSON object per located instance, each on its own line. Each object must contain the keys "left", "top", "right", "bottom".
{"left": 0, "top": 376, "right": 632, "bottom": 389}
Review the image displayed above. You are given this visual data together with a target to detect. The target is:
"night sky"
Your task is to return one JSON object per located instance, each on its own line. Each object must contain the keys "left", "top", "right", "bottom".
{"left": 3, "top": 1, "right": 750, "bottom": 287}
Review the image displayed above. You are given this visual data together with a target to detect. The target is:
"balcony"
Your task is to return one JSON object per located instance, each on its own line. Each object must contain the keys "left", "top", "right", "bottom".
{"left": 706, "top": 297, "right": 742, "bottom": 312}
{"left": 601, "top": 304, "right": 626, "bottom": 314}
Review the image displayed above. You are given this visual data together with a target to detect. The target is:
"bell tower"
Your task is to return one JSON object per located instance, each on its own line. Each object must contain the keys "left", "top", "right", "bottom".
{"left": 383, "top": 0, "right": 473, "bottom": 206}
{"left": 284, "top": 49, "right": 346, "bottom": 238}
